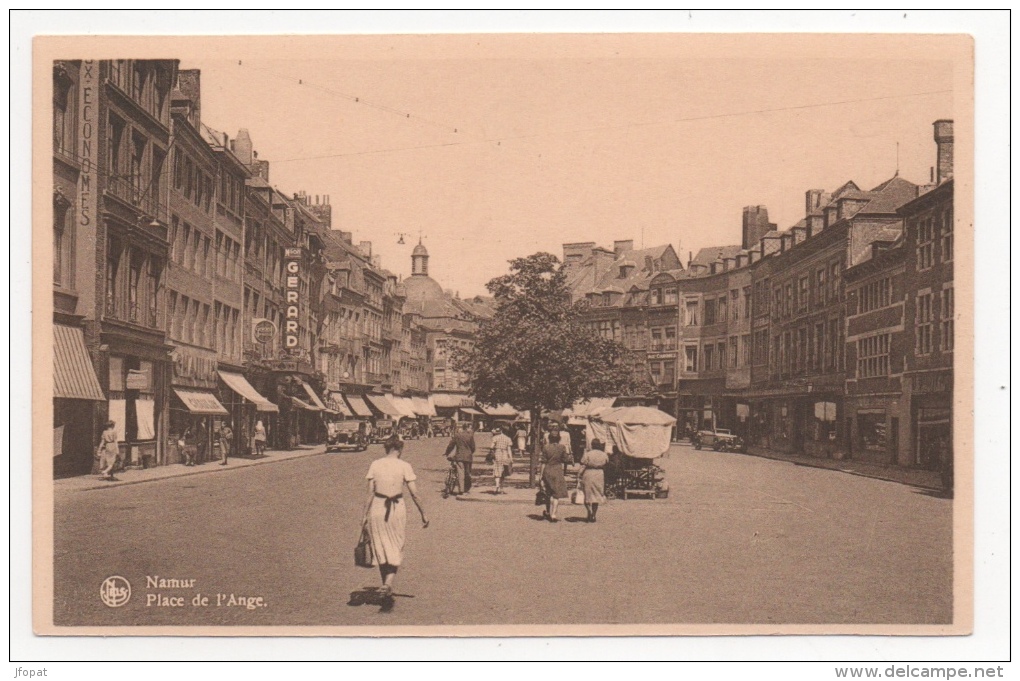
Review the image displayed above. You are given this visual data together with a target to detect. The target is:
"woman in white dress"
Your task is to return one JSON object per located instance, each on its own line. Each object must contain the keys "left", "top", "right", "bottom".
{"left": 362, "top": 436, "right": 429, "bottom": 604}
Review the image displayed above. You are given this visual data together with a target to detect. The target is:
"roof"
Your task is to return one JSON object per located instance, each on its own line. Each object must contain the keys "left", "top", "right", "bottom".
{"left": 412, "top": 242, "right": 428, "bottom": 256}
{"left": 690, "top": 245, "right": 742, "bottom": 267}
{"left": 860, "top": 175, "right": 920, "bottom": 214}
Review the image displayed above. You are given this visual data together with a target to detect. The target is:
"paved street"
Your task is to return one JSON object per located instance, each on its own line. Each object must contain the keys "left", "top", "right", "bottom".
{"left": 53, "top": 434, "right": 952, "bottom": 627}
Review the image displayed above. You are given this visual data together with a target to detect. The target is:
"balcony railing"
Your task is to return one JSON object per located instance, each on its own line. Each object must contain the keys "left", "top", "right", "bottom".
{"left": 106, "top": 174, "right": 165, "bottom": 218}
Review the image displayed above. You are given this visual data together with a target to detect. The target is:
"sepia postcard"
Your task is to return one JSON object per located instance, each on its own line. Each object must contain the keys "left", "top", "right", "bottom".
{"left": 32, "top": 31, "right": 975, "bottom": 639}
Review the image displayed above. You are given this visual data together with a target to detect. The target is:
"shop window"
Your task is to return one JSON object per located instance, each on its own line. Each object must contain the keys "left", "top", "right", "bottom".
{"left": 813, "top": 401, "right": 837, "bottom": 442}
{"left": 857, "top": 410, "right": 887, "bottom": 452}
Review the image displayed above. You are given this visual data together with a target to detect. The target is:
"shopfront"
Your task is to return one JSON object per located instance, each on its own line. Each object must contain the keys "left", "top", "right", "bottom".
{"left": 907, "top": 371, "right": 952, "bottom": 471}
{"left": 53, "top": 324, "right": 107, "bottom": 476}
{"left": 218, "top": 370, "right": 279, "bottom": 457}
{"left": 168, "top": 347, "right": 226, "bottom": 466}
{"left": 105, "top": 350, "right": 168, "bottom": 469}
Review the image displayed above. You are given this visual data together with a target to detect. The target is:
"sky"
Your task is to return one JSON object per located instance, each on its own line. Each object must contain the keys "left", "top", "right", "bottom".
{"left": 179, "top": 36, "right": 958, "bottom": 299}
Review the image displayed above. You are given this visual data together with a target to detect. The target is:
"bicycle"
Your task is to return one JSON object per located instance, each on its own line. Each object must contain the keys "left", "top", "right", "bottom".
{"left": 441, "top": 460, "right": 461, "bottom": 498}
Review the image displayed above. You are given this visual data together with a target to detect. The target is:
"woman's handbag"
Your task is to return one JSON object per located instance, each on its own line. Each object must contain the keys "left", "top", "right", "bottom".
{"left": 354, "top": 527, "right": 374, "bottom": 568}
{"left": 534, "top": 486, "right": 548, "bottom": 506}
{"left": 571, "top": 481, "right": 585, "bottom": 505}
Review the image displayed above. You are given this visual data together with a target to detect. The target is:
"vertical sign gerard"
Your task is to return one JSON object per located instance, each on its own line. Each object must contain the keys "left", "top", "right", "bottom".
{"left": 284, "top": 247, "right": 302, "bottom": 351}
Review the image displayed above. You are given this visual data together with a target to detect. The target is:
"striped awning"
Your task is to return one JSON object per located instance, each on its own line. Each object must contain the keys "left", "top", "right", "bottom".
{"left": 173, "top": 389, "right": 229, "bottom": 416}
{"left": 365, "top": 393, "right": 403, "bottom": 418}
{"left": 343, "top": 394, "right": 374, "bottom": 418}
{"left": 327, "top": 392, "right": 354, "bottom": 417}
{"left": 53, "top": 324, "right": 105, "bottom": 401}
{"left": 218, "top": 371, "right": 279, "bottom": 412}
{"left": 290, "top": 395, "right": 320, "bottom": 411}
{"left": 300, "top": 380, "right": 328, "bottom": 410}
{"left": 390, "top": 396, "right": 419, "bottom": 419}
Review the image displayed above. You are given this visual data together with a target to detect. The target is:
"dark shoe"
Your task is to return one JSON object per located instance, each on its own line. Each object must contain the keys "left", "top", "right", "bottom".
{"left": 541, "top": 510, "right": 551, "bottom": 521}
{"left": 220, "top": 462, "right": 228, "bottom": 466}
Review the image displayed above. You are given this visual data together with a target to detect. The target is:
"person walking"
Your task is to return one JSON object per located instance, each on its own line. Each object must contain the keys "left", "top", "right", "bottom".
{"left": 218, "top": 421, "right": 233, "bottom": 465}
{"left": 181, "top": 426, "right": 196, "bottom": 466}
{"left": 578, "top": 438, "right": 610, "bottom": 523}
{"left": 444, "top": 421, "right": 476, "bottom": 496}
{"left": 538, "top": 431, "right": 569, "bottom": 521}
{"left": 489, "top": 425, "right": 514, "bottom": 495}
{"left": 362, "top": 436, "right": 428, "bottom": 610}
{"left": 253, "top": 419, "right": 268, "bottom": 457}
{"left": 515, "top": 424, "right": 528, "bottom": 456}
{"left": 96, "top": 420, "right": 120, "bottom": 481}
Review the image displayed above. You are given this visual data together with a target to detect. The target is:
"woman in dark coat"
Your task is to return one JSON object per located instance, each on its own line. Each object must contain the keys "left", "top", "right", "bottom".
{"left": 538, "top": 431, "right": 569, "bottom": 521}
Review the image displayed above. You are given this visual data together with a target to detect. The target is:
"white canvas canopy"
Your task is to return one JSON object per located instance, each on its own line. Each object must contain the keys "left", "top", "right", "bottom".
{"left": 592, "top": 406, "right": 676, "bottom": 459}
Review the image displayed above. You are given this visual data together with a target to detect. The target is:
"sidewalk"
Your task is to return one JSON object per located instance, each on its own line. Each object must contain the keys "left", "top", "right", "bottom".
{"left": 54, "top": 445, "right": 329, "bottom": 493}
{"left": 740, "top": 444, "right": 944, "bottom": 490}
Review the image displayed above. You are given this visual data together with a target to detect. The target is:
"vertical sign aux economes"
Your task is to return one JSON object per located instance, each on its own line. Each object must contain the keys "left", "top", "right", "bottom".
{"left": 285, "top": 247, "right": 302, "bottom": 351}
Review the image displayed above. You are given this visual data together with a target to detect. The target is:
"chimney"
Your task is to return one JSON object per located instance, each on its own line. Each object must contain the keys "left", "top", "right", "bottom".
{"left": 372, "top": 255, "right": 381, "bottom": 268}
{"left": 742, "top": 206, "right": 773, "bottom": 250}
{"left": 359, "top": 241, "right": 372, "bottom": 258}
{"left": 613, "top": 240, "right": 634, "bottom": 255}
{"left": 339, "top": 231, "right": 353, "bottom": 244}
{"left": 562, "top": 242, "right": 596, "bottom": 266}
{"left": 174, "top": 69, "right": 202, "bottom": 126}
{"left": 233, "top": 129, "right": 253, "bottom": 165}
{"left": 933, "top": 119, "right": 954, "bottom": 184}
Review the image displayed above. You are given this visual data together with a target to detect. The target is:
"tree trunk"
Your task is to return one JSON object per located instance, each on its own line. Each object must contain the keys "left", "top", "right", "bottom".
{"left": 529, "top": 407, "right": 542, "bottom": 487}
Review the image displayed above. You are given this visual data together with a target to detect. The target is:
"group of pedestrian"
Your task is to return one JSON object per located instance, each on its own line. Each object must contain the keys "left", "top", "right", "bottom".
{"left": 537, "top": 426, "right": 608, "bottom": 523}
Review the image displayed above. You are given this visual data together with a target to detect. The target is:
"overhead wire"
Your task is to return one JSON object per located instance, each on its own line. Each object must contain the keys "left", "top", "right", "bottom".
{"left": 264, "top": 87, "right": 953, "bottom": 164}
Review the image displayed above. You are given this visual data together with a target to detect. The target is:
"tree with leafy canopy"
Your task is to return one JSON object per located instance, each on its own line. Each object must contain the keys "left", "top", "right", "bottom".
{"left": 453, "top": 252, "right": 633, "bottom": 484}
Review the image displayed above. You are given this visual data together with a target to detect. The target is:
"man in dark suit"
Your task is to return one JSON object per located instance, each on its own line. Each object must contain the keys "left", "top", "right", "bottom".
{"left": 445, "top": 421, "right": 476, "bottom": 495}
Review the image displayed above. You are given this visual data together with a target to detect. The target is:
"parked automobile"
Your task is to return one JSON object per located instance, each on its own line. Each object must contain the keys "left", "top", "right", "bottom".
{"left": 326, "top": 420, "right": 368, "bottom": 452}
{"left": 397, "top": 419, "right": 421, "bottom": 440}
{"left": 692, "top": 428, "right": 746, "bottom": 452}
{"left": 429, "top": 417, "right": 453, "bottom": 437}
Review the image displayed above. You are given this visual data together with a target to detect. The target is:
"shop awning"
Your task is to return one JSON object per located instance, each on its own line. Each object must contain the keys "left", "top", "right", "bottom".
{"left": 343, "top": 394, "right": 374, "bottom": 418}
{"left": 432, "top": 393, "right": 472, "bottom": 408}
{"left": 326, "top": 392, "right": 354, "bottom": 417}
{"left": 173, "top": 389, "right": 229, "bottom": 416}
{"left": 300, "top": 380, "right": 328, "bottom": 410}
{"left": 53, "top": 324, "right": 106, "bottom": 401}
{"left": 564, "top": 397, "right": 617, "bottom": 419}
{"left": 217, "top": 371, "right": 279, "bottom": 412}
{"left": 459, "top": 407, "right": 483, "bottom": 416}
{"left": 411, "top": 396, "right": 436, "bottom": 416}
{"left": 479, "top": 403, "right": 518, "bottom": 418}
{"left": 365, "top": 393, "right": 403, "bottom": 418}
{"left": 290, "top": 395, "right": 320, "bottom": 411}
{"left": 391, "top": 396, "right": 419, "bottom": 419}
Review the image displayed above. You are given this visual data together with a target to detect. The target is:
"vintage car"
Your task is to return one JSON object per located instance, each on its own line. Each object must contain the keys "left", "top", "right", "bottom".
{"left": 692, "top": 428, "right": 746, "bottom": 452}
{"left": 326, "top": 420, "right": 368, "bottom": 452}
{"left": 397, "top": 419, "right": 422, "bottom": 440}
{"left": 429, "top": 417, "right": 454, "bottom": 437}
{"left": 372, "top": 419, "right": 395, "bottom": 443}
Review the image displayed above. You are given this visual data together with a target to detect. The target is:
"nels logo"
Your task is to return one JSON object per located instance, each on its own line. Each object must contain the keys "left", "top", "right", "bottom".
{"left": 100, "top": 576, "right": 131, "bottom": 607}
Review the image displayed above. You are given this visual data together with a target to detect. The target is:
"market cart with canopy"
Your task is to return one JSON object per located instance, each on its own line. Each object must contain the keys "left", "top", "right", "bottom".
{"left": 592, "top": 406, "right": 675, "bottom": 500}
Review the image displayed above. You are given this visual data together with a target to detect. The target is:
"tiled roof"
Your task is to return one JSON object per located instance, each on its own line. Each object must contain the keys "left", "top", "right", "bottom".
{"left": 690, "top": 245, "right": 742, "bottom": 267}
{"left": 861, "top": 175, "right": 920, "bottom": 214}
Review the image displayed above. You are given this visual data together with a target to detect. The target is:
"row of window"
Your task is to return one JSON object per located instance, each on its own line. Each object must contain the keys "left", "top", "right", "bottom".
{"left": 167, "top": 291, "right": 241, "bottom": 360}
{"left": 770, "top": 259, "right": 843, "bottom": 320}
{"left": 106, "top": 239, "right": 162, "bottom": 327}
{"left": 108, "top": 112, "right": 166, "bottom": 217}
{"left": 679, "top": 334, "right": 753, "bottom": 373}
{"left": 773, "top": 319, "right": 844, "bottom": 377}
{"left": 698, "top": 287, "right": 752, "bottom": 326}
{"left": 172, "top": 150, "right": 214, "bottom": 214}
{"left": 108, "top": 60, "right": 171, "bottom": 122}
{"left": 168, "top": 216, "right": 243, "bottom": 284}
{"left": 854, "top": 276, "right": 893, "bottom": 315}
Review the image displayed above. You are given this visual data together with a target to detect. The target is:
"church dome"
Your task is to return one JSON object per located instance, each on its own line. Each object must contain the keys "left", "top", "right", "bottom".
{"left": 403, "top": 273, "right": 445, "bottom": 307}
{"left": 412, "top": 242, "right": 429, "bottom": 257}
